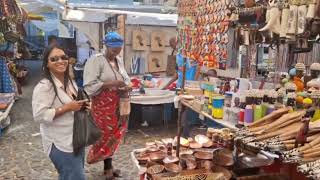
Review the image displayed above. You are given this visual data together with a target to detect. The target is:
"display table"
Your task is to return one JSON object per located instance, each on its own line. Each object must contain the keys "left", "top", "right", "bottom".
{"left": 130, "top": 91, "right": 176, "bottom": 105}
{"left": 129, "top": 90, "right": 176, "bottom": 128}
{"left": 179, "top": 99, "right": 238, "bottom": 130}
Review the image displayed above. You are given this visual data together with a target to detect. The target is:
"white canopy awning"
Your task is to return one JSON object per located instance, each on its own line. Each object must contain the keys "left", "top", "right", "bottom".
{"left": 17, "top": 0, "right": 64, "bottom": 13}
{"left": 62, "top": 7, "right": 177, "bottom": 50}
{"left": 63, "top": 8, "right": 177, "bottom": 26}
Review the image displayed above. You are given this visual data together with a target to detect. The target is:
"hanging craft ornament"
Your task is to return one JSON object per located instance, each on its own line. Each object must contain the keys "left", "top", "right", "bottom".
{"left": 151, "top": 31, "right": 166, "bottom": 52}
{"left": 259, "top": 0, "right": 281, "bottom": 34}
{"left": 132, "top": 30, "right": 148, "bottom": 51}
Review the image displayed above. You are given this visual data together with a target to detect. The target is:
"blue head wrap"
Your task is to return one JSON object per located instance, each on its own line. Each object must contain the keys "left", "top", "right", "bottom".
{"left": 289, "top": 68, "right": 297, "bottom": 76}
{"left": 104, "top": 32, "right": 124, "bottom": 48}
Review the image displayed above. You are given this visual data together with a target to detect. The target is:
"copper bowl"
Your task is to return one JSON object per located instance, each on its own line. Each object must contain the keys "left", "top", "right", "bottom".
{"left": 179, "top": 149, "right": 194, "bottom": 156}
{"left": 163, "top": 156, "right": 179, "bottom": 164}
{"left": 186, "top": 159, "right": 197, "bottom": 170}
{"left": 180, "top": 154, "right": 195, "bottom": 161}
{"left": 213, "top": 149, "right": 234, "bottom": 167}
{"left": 201, "top": 160, "right": 213, "bottom": 170}
{"left": 189, "top": 141, "right": 202, "bottom": 149}
{"left": 212, "top": 166, "right": 232, "bottom": 180}
{"left": 146, "top": 165, "right": 164, "bottom": 175}
{"left": 136, "top": 153, "right": 149, "bottom": 165}
{"left": 149, "top": 152, "right": 166, "bottom": 163}
{"left": 203, "top": 140, "right": 214, "bottom": 148}
{"left": 195, "top": 134, "right": 210, "bottom": 145}
{"left": 164, "top": 163, "right": 182, "bottom": 173}
{"left": 194, "top": 151, "right": 213, "bottom": 160}
{"left": 147, "top": 146, "right": 159, "bottom": 152}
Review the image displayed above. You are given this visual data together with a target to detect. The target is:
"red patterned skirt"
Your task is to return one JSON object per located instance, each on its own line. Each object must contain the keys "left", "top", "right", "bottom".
{"left": 87, "top": 90, "right": 127, "bottom": 164}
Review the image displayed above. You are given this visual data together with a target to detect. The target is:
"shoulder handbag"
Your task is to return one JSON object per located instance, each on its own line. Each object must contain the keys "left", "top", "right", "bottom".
{"left": 73, "top": 88, "right": 102, "bottom": 156}
{"left": 119, "top": 92, "right": 131, "bottom": 116}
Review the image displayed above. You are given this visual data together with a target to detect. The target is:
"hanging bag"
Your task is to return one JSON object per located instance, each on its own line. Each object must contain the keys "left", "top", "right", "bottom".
{"left": 73, "top": 88, "right": 102, "bottom": 155}
{"left": 119, "top": 95, "right": 131, "bottom": 116}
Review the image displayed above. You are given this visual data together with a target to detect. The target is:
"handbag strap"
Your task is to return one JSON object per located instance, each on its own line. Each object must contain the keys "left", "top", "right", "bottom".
{"left": 82, "top": 89, "right": 91, "bottom": 102}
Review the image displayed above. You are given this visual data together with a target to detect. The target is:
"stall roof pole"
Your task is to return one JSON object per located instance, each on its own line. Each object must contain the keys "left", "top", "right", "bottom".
{"left": 98, "top": 22, "right": 103, "bottom": 51}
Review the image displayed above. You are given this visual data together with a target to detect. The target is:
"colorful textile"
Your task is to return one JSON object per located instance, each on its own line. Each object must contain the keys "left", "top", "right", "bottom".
{"left": 87, "top": 90, "right": 127, "bottom": 164}
{"left": 0, "top": 59, "right": 15, "bottom": 93}
{"left": 104, "top": 32, "right": 124, "bottom": 48}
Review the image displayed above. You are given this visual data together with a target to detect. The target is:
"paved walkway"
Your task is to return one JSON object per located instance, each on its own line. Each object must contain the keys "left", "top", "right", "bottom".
{"left": 0, "top": 60, "right": 176, "bottom": 180}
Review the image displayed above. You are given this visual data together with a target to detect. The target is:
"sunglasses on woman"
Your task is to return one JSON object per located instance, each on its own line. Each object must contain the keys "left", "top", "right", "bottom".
{"left": 49, "top": 55, "right": 69, "bottom": 62}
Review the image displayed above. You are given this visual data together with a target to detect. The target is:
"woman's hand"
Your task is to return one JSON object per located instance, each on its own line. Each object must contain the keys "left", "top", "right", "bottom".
{"left": 119, "top": 86, "right": 132, "bottom": 92}
{"left": 113, "top": 80, "right": 127, "bottom": 88}
{"left": 103, "top": 80, "right": 126, "bottom": 89}
{"left": 65, "top": 100, "right": 86, "bottom": 112}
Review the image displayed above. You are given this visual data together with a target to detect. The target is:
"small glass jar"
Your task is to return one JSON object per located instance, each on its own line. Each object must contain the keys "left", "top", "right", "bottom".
{"left": 224, "top": 92, "right": 233, "bottom": 107}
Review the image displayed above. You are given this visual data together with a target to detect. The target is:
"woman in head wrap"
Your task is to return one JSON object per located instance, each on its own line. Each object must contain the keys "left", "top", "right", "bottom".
{"left": 83, "top": 32, "right": 130, "bottom": 179}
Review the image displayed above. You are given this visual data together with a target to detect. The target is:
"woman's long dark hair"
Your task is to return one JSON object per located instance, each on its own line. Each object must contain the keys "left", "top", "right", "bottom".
{"left": 42, "top": 44, "right": 71, "bottom": 101}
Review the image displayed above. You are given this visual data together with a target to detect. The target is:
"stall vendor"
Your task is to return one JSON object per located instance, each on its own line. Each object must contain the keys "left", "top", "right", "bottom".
{"left": 163, "top": 37, "right": 179, "bottom": 89}
{"left": 163, "top": 37, "right": 198, "bottom": 90}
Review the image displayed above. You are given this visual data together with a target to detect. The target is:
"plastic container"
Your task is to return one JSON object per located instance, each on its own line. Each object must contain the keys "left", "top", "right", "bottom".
{"left": 267, "top": 104, "right": 275, "bottom": 115}
{"left": 244, "top": 105, "right": 253, "bottom": 126}
{"left": 212, "top": 96, "right": 224, "bottom": 108}
{"left": 239, "top": 109, "right": 245, "bottom": 125}
{"left": 212, "top": 108, "right": 224, "bottom": 119}
{"left": 254, "top": 105, "right": 263, "bottom": 122}
{"left": 261, "top": 103, "right": 268, "bottom": 117}
{"left": 225, "top": 92, "right": 233, "bottom": 107}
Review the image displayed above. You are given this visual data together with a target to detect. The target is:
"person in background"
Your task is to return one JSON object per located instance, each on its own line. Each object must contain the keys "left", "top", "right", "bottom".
{"left": 69, "top": 57, "right": 76, "bottom": 80}
{"left": 48, "top": 35, "right": 58, "bottom": 46}
{"left": 199, "top": 67, "right": 218, "bottom": 81}
{"left": 32, "top": 45, "right": 86, "bottom": 180}
{"left": 83, "top": 32, "right": 130, "bottom": 179}
{"left": 162, "top": 37, "right": 179, "bottom": 89}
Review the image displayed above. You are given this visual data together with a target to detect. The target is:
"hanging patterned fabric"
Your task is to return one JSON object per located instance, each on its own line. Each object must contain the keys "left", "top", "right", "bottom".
{"left": 177, "top": 0, "right": 233, "bottom": 70}
{"left": 276, "top": 44, "right": 291, "bottom": 73}
{"left": 247, "top": 45, "right": 257, "bottom": 79}
{"left": 0, "top": 58, "right": 15, "bottom": 93}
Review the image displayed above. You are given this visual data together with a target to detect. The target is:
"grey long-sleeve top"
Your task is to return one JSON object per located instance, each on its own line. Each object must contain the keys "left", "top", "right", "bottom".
{"left": 83, "top": 53, "right": 130, "bottom": 97}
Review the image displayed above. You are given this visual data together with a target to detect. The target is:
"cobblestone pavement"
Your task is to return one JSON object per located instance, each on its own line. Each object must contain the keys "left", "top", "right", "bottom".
{"left": 0, "top": 61, "right": 177, "bottom": 180}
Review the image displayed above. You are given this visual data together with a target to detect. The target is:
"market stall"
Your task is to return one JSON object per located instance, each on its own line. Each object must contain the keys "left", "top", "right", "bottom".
{"left": 130, "top": 0, "right": 320, "bottom": 178}
{"left": 0, "top": 0, "right": 33, "bottom": 135}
